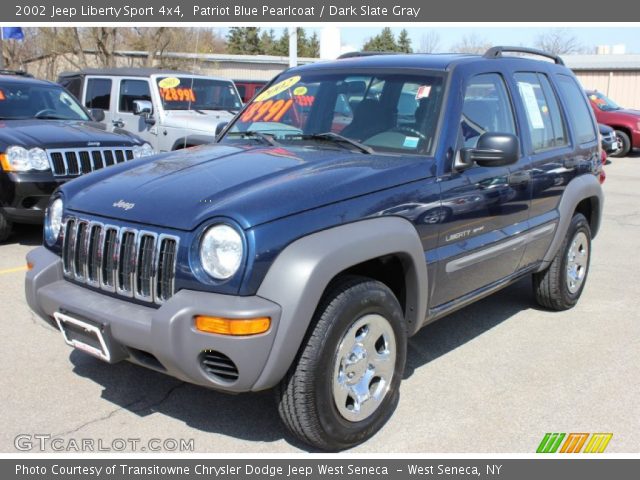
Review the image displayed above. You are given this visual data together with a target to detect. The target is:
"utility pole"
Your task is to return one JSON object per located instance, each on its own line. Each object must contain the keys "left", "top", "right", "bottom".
{"left": 288, "top": 27, "right": 297, "bottom": 67}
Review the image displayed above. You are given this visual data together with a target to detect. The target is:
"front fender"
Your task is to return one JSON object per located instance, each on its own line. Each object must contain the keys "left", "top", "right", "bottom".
{"left": 251, "top": 216, "right": 428, "bottom": 391}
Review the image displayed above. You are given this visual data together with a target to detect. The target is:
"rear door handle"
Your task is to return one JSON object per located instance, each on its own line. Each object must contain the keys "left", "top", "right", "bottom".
{"left": 112, "top": 119, "right": 125, "bottom": 128}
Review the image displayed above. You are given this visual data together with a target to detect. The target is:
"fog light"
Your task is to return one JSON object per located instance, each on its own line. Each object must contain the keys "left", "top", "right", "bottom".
{"left": 195, "top": 316, "right": 270, "bottom": 336}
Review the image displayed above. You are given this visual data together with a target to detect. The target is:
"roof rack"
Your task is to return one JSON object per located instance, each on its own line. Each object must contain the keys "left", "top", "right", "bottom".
{"left": 483, "top": 46, "right": 565, "bottom": 65}
{"left": 0, "top": 69, "right": 33, "bottom": 77}
{"left": 337, "top": 51, "right": 400, "bottom": 59}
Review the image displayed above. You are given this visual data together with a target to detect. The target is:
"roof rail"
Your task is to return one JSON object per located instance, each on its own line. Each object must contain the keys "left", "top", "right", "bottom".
{"left": 483, "top": 46, "right": 565, "bottom": 66}
{"left": 0, "top": 69, "right": 33, "bottom": 77}
{"left": 338, "top": 51, "right": 401, "bottom": 59}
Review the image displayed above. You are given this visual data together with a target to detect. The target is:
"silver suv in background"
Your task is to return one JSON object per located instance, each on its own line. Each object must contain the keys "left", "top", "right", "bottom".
{"left": 58, "top": 68, "right": 243, "bottom": 152}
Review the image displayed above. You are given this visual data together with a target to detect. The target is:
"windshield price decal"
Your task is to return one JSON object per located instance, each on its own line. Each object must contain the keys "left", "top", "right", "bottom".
{"left": 254, "top": 76, "right": 301, "bottom": 102}
{"left": 240, "top": 99, "right": 293, "bottom": 123}
{"left": 0, "top": 90, "right": 5, "bottom": 101}
{"left": 158, "top": 77, "right": 181, "bottom": 89}
{"left": 160, "top": 87, "right": 196, "bottom": 102}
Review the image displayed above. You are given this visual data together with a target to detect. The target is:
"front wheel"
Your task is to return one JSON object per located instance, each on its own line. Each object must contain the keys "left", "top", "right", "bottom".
{"left": 277, "top": 276, "right": 407, "bottom": 451}
{"left": 533, "top": 213, "right": 592, "bottom": 311}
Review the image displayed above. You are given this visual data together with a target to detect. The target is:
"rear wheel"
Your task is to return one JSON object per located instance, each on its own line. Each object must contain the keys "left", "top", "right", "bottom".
{"left": 610, "top": 130, "right": 631, "bottom": 158}
{"left": 277, "top": 276, "right": 407, "bottom": 451}
{"left": 0, "top": 210, "right": 13, "bottom": 243}
{"left": 533, "top": 213, "right": 591, "bottom": 310}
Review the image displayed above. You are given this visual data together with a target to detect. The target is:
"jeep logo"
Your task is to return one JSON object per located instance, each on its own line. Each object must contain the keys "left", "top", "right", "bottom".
{"left": 87, "top": 141, "right": 101, "bottom": 147}
{"left": 112, "top": 200, "right": 135, "bottom": 211}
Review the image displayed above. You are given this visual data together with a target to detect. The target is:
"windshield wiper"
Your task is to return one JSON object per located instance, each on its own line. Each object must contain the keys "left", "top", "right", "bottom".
{"left": 304, "top": 132, "right": 373, "bottom": 154}
{"left": 226, "top": 130, "right": 280, "bottom": 147}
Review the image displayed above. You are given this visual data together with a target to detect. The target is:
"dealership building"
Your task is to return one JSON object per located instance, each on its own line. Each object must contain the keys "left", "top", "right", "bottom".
{"left": 22, "top": 49, "right": 640, "bottom": 109}
{"left": 565, "top": 54, "right": 640, "bottom": 109}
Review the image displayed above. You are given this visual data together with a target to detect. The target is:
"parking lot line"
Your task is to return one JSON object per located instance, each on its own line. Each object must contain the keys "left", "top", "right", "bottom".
{"left": 0, "top": 266, "right": 28, "bottom": 275}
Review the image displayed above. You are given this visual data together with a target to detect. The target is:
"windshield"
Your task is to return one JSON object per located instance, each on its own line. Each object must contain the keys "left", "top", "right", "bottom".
{"left": 0, "top": 81, "right": 90, "bottom": 121}
{"left": 588, "top": 91, "right": 621, "bottom": 112}
{"left": 221, "top": 70, "right": 446, "bottom": 155}
{"left": 155, "top": 76, "right": 242, "bottom": 111}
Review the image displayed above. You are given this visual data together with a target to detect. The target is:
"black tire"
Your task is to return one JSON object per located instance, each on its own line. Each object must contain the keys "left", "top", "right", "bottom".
{"left": 610, "top": 130, "right": 631, "bottom": 158}
{"left": 0, "top": 210, "right": 12, "bottom": 243}
{"left": 533, "top": 213, "right": 591, "bottom": 311}
{"left": 277, "top": 275, "right": 407, "bottom": 451}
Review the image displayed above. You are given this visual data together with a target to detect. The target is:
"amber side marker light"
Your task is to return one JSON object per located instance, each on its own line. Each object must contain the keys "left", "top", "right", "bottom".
{"left": 0, "top": 154, "right": 13, "bottom": 172}
{"left": 27, "top": 262, "right": 34, "bottom": 271}
{"left": 195, "top": 316, "right": 271, "bottom": 336}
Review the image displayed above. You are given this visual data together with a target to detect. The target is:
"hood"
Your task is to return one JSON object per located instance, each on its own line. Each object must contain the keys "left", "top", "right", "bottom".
{"left": 0, "top": 119, "right": 140, "bottom": 149}
{"left": 65, "top": 144, "right": 436, "bottom": 230}
{"left": 161, "top": 110, "right": 236, "bottom": 133}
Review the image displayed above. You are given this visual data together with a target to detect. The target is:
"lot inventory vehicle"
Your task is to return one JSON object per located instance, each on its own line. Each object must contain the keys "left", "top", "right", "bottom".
{"left": 598, "top": 123, "right": 618, "bottom": 155}
{"left": 586, "top": 89, "right": 640, "bottom": 157}
{"left": 233, "top": 79, "right": 268, "bottom": 104}
{"left": 58, "top": 68, "right": 243, "bottom": 152}
{"left": 0, "top": 72, "right": 154, "bottom": 242}
{"left": 27, "top": 47, "right": 604, "bottom": 450}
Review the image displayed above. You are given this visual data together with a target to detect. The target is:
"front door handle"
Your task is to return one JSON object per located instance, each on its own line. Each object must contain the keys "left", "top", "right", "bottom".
{"left": 112, "top": 119, "right": 125, "bottom": 128}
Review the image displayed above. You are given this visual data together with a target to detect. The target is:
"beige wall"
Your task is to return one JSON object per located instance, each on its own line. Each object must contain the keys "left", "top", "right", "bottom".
{"left": 575, "top": 70, "right": 640, "bottom": 109}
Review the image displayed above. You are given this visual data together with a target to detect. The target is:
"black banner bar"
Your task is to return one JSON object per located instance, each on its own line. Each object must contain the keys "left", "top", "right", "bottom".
{"left": 4, "top": 459, "right": 640, "bottom": 480}
{"left": 5, "top": 0, "right": 640, "bottom": 22}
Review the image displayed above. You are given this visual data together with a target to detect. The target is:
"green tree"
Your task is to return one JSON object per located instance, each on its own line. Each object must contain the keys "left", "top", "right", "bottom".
{"left": 362, "top": 27, "right": 398, "bottom": 52}
{"left": 259, "top": 29, "right": 277, "bottom": 55}
{"left": 226, "top": 27, "right": 261, "bottom": 54}
{"left": 397, "top": 29, "right": 412, "bottom": 53}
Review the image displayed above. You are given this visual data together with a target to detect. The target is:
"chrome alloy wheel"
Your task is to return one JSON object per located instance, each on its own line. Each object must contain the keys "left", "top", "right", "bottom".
{"left": 566, "top": 231, "right": 589, "bottom": 294}
{"left": 332, "top": 314, "right": 396, "bottom": 422}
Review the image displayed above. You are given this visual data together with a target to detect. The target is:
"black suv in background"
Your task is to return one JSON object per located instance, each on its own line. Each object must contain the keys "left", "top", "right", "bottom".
{"left": 0, "top": 72, "right": 154, "bottom": 241}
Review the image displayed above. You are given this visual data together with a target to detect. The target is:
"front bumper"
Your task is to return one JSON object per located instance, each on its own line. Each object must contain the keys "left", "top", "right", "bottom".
{"left": 25, "top": 247, "right": 282, "bottom": 393}
{"left": 0, "top": 172, "right": 63, "bottom": 224}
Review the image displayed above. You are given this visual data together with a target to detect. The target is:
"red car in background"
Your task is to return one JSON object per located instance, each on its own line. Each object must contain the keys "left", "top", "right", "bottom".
{"left": 234, "top": 79, "right": 268, "bottom": 104}
{"left": 586, "top": 90, "right": 640, "bottom": 157}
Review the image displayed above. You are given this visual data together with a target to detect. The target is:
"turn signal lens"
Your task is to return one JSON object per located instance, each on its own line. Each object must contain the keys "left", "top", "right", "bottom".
{"left": 194, "top": 316, "right": 271, "bottom": 336}
{"left": 0, "top": 154, "right": 12, "bottom": 172}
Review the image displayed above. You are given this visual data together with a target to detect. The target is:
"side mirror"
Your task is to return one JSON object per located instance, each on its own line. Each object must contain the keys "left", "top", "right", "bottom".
{"left": 133, "top": 100, "right": 153, "bottom": 116}
{"left": 90, "top": 108, "right": 105, "bottom": 122}
{"left": 460, "top": 133, "right": 520, "bottom": 168}
{"left": 215, "top": 122, "right": 229, "bottom": 137}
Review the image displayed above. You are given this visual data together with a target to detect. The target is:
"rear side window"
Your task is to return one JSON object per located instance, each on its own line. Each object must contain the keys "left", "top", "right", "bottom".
{"left": 119, "top": 79, "right": 151, "bottom": 113}
{"left": 85, "top": 78, "right": 112, "bottom": 111}
{"left": 60, "top": 77, "right": 81, "bottom": 99}
{"left": 514, "top": 72, "right": 567, "bottom": 152}
{"left": 555, "top": 75, "right": 597, "bottom": 144}
{"left": 460, "top": 73, "right": 516, "bottom": 148}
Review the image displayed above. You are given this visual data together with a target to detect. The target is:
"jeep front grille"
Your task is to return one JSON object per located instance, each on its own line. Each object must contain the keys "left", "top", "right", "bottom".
{"left": 48, "top": 148, "right": 135, "bottom": 176}
{"left": 62, "top": 217, "right": 179, "bottom": 304}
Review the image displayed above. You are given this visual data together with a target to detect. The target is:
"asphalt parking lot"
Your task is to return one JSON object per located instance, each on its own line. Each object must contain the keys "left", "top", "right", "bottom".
{"left": 1, "top": 156, "right": 638, "bottom": 454}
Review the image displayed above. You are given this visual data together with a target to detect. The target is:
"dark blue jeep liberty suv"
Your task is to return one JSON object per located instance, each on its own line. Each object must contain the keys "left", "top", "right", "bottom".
{"left": 26, "top": 47, "right": 604, "bottom": 450}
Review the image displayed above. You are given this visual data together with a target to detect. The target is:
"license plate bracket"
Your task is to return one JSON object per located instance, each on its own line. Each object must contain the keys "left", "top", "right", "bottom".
{"left": 54, "top": 312, "right": 111, "bottom": 362}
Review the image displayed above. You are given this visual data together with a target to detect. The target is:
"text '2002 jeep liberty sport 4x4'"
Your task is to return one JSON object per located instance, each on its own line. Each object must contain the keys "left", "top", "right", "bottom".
{"left": 27, "top": 47, "right": 604, "bottom": 451}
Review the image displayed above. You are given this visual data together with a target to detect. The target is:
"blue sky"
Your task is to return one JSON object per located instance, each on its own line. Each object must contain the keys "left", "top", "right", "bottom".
{"left": 339, "top": 27, "right": 640, "bottom": 53}
{"left": 220, "top": 27, "right": 640, "bottom": 54}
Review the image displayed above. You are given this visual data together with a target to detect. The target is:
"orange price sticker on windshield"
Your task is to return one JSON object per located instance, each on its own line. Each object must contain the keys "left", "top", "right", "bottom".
{"left": 160, "top": 87, "right": 196, "bottom": 102}
{"left": 0, "top": 90, "right": 5, "bottom": 101}
{"left": 240, "top": 99, "right": 293, "bottom": 123}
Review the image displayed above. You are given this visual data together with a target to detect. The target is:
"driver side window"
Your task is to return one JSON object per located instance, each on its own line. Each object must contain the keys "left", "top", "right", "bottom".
{"left": 460, "top": 73, "right": 516, "bottom": 149}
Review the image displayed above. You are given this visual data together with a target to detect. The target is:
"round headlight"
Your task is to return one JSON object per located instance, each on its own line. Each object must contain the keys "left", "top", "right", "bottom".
{"left": 5, "top": 146, "right": 30, "bottom": 171}
{"left": 199, "top": 224, "right": 243, "bottom": 280}
{"left": 133, "top": 143, "right": 155, "bottom": 158}
{"left": 45, "top": 198, "right": 64, "bottom": 246}
{"left": 28, "top": 148, "right": 49, "bottom": 170}
{"left": 140, "top": 143, "right": 155, "bottom": 157}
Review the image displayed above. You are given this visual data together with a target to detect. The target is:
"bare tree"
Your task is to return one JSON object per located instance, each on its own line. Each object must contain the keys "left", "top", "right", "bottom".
{"left": 450, "top": 34, "right": 491, "bottom": 54}
{"left": 418, "top": 31, "right": 441, "bottom": 53}
{"left": 534, "top": 29, "right": 587, "bottom": 55}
